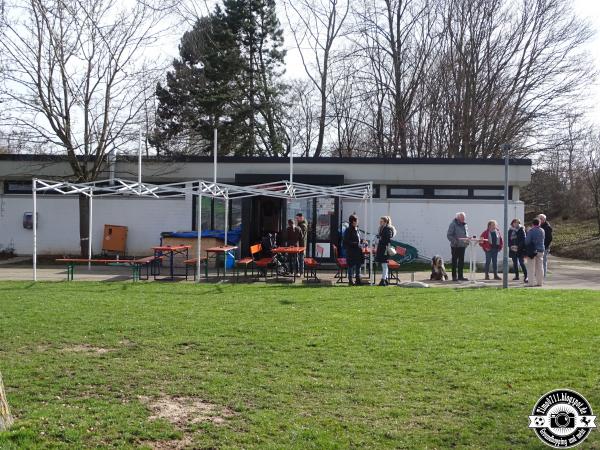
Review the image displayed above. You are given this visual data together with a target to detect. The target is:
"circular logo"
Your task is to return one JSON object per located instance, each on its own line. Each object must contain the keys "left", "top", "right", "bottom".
{"left": 529, "top": 389, "right": 596, "bottom": 448}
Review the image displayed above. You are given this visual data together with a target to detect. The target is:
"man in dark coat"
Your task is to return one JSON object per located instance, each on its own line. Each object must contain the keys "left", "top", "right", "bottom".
{"left": 285, "top": 219, "right": 301, "bottom": 274}
{"left": 295, "top": 213, "right": 308, "bottom": 275}
{"left": 538, "top": 214, "right": 553, "bottom": 278}
{"left": 446, "top": 212, "right": 469, "bottom": 281}
{"left": 508, "top": 219, "right": 527, "bottom": 282}
{"left": 343, "top": 214, "right": 363, "bottom": 285}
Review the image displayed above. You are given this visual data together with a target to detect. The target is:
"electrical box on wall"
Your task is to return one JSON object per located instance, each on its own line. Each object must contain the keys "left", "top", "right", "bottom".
{"left": 23, "top": 212, "right": 38, "bottom": 229}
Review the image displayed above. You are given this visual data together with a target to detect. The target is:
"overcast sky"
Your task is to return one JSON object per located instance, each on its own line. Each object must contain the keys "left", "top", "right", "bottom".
{"left": 146, "top": 0, "right": 600, "bottom": 126}
{"left": 573, "top": 0, "right": 600, "bottom": 124}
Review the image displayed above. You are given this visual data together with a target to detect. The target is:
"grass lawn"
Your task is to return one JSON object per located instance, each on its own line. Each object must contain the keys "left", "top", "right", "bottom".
{"left": 0, "top": 282, "right": 599, "bottom": 449}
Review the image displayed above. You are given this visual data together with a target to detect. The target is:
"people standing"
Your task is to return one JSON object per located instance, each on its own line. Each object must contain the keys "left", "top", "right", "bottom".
{"left": 375, "top": 216, "right": 396, "bottom": 286}
{"left": 538, "top": 214, "right": 553, "bottom": 278}
{"left": 479, "top": 220, "right": 503, "bottom": 280}
{"left": 343, "top": 215, "right": 364, "bottom": 286}
{"left": 508, "top": 219, "right": 528, "bottom": 282}
{"left": 446, "top": 212, "right": 469, "bottom": 281}
{"left": 525, "top": 218, "right": 546, "bottom": 287}
{"left": 295, "top": 213, "right": 308, "bottom": 277}
{"left": 285, "top": 219, "right": 301, "bottom": 275}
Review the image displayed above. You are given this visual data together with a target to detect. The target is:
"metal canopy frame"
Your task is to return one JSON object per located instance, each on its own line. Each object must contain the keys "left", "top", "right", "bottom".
{"left": 32, "top": 177, "right": 374, "bottom": 282}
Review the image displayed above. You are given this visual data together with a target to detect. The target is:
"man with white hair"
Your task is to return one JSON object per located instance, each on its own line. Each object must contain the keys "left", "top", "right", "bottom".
{"left": 538, "top": 214, "right": 553, "bottom": 277}
{"left": 447, "top": 212, "right": 469, "bottom": 281}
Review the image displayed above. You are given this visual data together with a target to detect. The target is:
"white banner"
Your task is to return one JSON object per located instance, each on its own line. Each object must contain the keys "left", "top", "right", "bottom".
{"left": 529, "top": 415, "right": 596, "bottom": 428}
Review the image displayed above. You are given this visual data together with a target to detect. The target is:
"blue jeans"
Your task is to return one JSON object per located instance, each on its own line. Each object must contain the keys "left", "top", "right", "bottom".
{"left": 347, "top": 264, "right": 361, "bottom": 280}
{"left": 297, "top": 252, "right": 305, "bottom": 274}
{"left": 484, "top": 249, "right": 499, "bottom": 276}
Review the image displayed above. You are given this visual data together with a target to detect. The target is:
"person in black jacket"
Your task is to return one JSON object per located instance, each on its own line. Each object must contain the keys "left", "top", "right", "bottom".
{"left": 285, "top": 219, "right": 301, "bottom": 274}
{"left": 538, "top": 214, "right": 553, "bottom": 278}
{"left": 343, "top": 215, "right": 364, "bottom": 286}
{"left": 375, "top": 216, "right": 395, "bottom": 286}
{"left": 508, "top": 219, "right": 528, "bottom": 282}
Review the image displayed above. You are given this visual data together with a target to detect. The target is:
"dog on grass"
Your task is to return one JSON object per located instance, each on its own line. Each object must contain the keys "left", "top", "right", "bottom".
{"left": 430, "top": 255, "right": 448, "bottom": 281}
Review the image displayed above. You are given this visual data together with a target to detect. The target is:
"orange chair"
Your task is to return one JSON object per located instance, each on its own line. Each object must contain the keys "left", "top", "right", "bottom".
{"left": 332, "top": 244, "right": 348, "bottom": 283}
{"left": 250, "top": 243, "right": 275, "bottom": 280}
{"left": 383, "top": 246, "right": 406, "bottom": 285}
{"left": 304, "top": 244, "right": 324, "bottom": 281}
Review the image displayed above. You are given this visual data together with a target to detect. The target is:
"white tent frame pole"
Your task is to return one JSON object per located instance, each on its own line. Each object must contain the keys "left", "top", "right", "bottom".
{"left": 369, "top": 183, "right": 374, "bottom": 285}
{"left": 363, "top": 195, "right": 367, "bottom": 278}
{"left": 138, "top": 127, "right": 142, "bottom": 194}
{"left": 213, "top": 128, "right": 218, "bottom": 185}
{"left": 224, "top": 194, "right": 229, "bottom": 276}
{"left": 196, "top": 192, "right": 202, "bottom": 283}
{"left": 33, "top": 179, "right": 37, "bottom": 281}
{"left": 289, "top": 147, "right": 293, "bottom": 185}
{"left": 88, "top": 190, "right": 93, "bottom": 270}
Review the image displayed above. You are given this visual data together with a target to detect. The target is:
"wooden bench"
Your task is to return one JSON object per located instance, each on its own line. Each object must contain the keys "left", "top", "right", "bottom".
{"left": 184, "top": 257, "right": 208, "bottom": 281}
{"left": 56, "top": 256, "right": 162, "bottom": 281}
{"left": 132, "top": 256, "right": 164, "bottom": 280}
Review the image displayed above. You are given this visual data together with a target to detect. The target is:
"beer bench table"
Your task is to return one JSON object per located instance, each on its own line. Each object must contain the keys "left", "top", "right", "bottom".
{"left": 56, "top": 256, "right": 163, "bottom": 281}
{"left": 152, "top": 245, "right": 190, "bottom": 280}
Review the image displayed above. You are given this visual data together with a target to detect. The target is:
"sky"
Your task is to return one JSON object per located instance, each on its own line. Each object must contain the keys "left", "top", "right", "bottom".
{"left": 156, "top": 0, "right": 600, "bottom": 126}
{"left": 572, "top": 0, "right": 600, "bottom": 125}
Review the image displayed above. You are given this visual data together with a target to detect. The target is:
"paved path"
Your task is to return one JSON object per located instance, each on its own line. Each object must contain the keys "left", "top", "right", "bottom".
{"left": 0, "top": 256, "right": 598, "bottom": 289}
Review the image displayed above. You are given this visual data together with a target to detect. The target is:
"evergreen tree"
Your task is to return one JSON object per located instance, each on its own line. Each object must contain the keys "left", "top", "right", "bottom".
{"left": 152, "top": 16, "right": 252, "bottom": 155}
{"left": 219, "top": 0, "right": 287, "bottom": 156}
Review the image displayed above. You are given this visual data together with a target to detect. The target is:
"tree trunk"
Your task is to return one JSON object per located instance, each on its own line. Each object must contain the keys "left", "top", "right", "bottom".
{"left": 79, "top": 194, "right": 90, "bottom": 257}
{"left": 0, "top": 371, "right": 13, "bottom": 431}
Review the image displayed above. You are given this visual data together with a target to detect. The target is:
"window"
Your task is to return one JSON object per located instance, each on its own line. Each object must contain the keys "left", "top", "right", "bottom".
{"left": 473, "top": 188, "right": 505, "bottom": 198}
{"left": 388, "top": 187, "right": 425, "bottom": 198}
{"left": 434, "top": 188, "right": 469, "bottom": 197}
{"left": 4, "top": 180, "right": 32, "bottom": 194}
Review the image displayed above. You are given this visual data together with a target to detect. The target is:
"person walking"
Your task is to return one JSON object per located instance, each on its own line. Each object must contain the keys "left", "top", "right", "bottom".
{"left": 525, "top": 218, "right": 546, "bottom": 287}
{"left": 538, "top": 214, "right": 553, "bottom": 278}
{"left": 508, "top": 219, "right": 528, "bottom": 282}
{"left": 295, "top": 213, "right": 308, "bottom": 276}
{"left": 446, "top": 212, "right": 469, "bottom": 281}
{"left": 375, "top": 216, "right": 396, "bottom": 286}
{"left": 285, "top": 219, "right": 301, "bottom": 275}
{"left": 343, "top": 215, "right": 364, "bottom": 286}
{"left": 479, "top": 220, "right": 503, "bottom": 280}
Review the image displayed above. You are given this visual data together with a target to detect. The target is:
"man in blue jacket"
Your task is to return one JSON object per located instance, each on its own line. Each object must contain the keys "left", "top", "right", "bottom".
{"left": 525, "top": 218, "right": 545, "bottom": 287}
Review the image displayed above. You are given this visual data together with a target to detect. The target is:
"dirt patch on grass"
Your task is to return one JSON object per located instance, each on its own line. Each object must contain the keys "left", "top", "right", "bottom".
{"left": 139, "top": 395, "right": 235, "bottom": 428}
{"left": 140, "top": 435, "right": 192, "bottom": 450}
{"left": 61, "top": 344, "right": 112, "bottom": 354}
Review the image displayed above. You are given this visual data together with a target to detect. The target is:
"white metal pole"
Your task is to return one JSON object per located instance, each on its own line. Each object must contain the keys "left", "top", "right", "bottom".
{"left": 138, "top": 128, "right": 142, "bottom": 194}
{"left": 196, "top": 193, "right": 202, "bottom": 282}
{"left": 363, "top": 196, "right": 367, "bottom": 277}
{"left": 88, "top": 191, "right": 93, "bottom": 270}
{"left": 289, "top": 147, "right": 293, "bottom": 185}
{"left": 33, "top": 179, "right": 37, "bottom": 281}
{"left": 502, "top": 143, "right": 510, "bottom": 289}
{"left": 213, "top": 128, "right": 218, "bottom": 185}
{"left": 369, "top": 183, "right": 373, "bottom": 285}
{"left": 224, "top": 195, "right": 229, "bottom": 276}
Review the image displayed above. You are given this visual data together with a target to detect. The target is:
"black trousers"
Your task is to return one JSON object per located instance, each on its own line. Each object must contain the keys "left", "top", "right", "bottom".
{"left": 511, "top": 255, "right": 527, "bottom": 279}
{"left": 451, "top": 246, "right": 466, "bottom": 279}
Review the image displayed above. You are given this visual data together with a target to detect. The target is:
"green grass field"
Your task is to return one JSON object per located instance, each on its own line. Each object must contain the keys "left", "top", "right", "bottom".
{"left": 0, "top": 282, "right": 599, "bottom": 449}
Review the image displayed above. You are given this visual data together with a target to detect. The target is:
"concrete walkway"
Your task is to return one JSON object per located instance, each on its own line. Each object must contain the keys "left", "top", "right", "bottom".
{"left": 0, "top": 256, "right": 598, "bottom": 290}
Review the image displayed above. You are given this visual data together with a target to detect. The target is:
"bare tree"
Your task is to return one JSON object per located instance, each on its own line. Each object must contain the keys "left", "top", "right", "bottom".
{"left": 284, "top": 0, "right": 350, "bottom": 157}
{"left": 0, "top": 0, "right": 167, "bottom": 255}
{"left": 582, "top": 132, "right": 600, "bottom": 234}
{"left": 283, "top": 78, "right": 319, "bottom": 156}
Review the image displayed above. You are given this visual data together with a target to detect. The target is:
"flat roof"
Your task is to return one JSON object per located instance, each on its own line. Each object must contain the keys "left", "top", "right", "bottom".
{"left": 0, "top": 154, "right": 532, "bottom": 166}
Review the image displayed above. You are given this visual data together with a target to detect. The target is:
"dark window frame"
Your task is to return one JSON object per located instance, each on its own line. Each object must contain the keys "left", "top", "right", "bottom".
{"left": 387, "top": 185, "right": 513, "bottom": 200}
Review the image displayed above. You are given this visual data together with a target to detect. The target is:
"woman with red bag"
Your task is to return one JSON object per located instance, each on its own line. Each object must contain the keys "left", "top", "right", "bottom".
{"left": 479, "top": 220, "right": 503, "bottom": 280}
